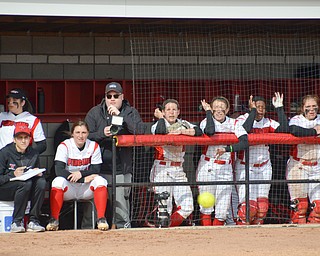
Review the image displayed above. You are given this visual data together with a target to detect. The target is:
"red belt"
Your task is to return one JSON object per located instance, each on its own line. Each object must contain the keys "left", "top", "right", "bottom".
{"left": 204, "top": 156, "right": 231, "bottom": 165}
{"left": 293, "top": 157, "right": 317, "bottom": 166}
{"left": 240, "top": 160, "right": 269, "bottom": 168}
{"left": 159, "top": 161, "right": 182, "bottom": 167}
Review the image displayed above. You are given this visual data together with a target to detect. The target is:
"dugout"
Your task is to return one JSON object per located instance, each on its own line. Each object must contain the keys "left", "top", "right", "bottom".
{"left": 1, "top": 0, "right": 320, "bottom": 227}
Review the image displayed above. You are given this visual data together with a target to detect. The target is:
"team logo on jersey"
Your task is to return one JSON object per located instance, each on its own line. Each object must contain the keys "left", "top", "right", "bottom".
{"left": 1, "top": 120, "right": 15, "bottom": 127}
{"left": 67, "top": 157, "right": 91, "bottom": 167}
{"left": 8, "top": 163, "right": 16, "bottom": 170}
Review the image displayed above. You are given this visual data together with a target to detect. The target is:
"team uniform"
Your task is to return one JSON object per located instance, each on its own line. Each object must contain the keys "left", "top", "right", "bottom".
{"left": 235, "top": 113, "right": 280, "bottom": 224}
{"left": 287, "top": 114, "right": 320, "bottom": 224}
{"left": 150, "top": 118, "right": 196, "bottom": 227}
{"left": 0, "top": 111, "right": 46, "bottom": 150}
{"left": 47, "top": 137, "right": 108, "bottom": 231}
{"left": 196, "top": 115, "right": 247, "bottom": 225}
{"left": 52, "top": 138, "right": 107, "bottom": 200}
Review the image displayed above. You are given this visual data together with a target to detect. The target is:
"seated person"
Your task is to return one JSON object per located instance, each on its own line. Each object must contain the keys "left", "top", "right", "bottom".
{"left": 46, "top": 120, "right": 109, "bottom": 231}
{"left": 0, "top": 122, "right": 46, "bottom": 233}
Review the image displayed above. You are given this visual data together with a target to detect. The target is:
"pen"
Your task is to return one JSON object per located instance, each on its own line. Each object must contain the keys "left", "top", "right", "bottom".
{"left": 24, "top": 166, "right": 32, "bottom": 172}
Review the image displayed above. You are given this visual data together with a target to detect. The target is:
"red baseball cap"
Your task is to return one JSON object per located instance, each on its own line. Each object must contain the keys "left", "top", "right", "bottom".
{"left": 14, "top": 122, "right": 31, "bottom": 137}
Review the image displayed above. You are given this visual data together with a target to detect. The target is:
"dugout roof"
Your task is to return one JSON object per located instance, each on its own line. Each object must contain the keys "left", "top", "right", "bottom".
{"left": 0, "top": 0, "right": 320, "bottom": 19}
{"left": 0, "top": 0, "right": 320, "bottom": 36}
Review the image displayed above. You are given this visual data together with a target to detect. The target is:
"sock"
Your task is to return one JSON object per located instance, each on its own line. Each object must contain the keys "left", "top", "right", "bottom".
{"left": 200, "top": 213, "right": 212, "bottom": 226}
{"left": 50, "top": 188, "right": 64, "bottom": 220}
{"left": 212, "top": 218, "right": 225, "bottom": 226}
{"left": 94, "top": 186, "right": 107, "bottom": 219}
{"left": 170, "top": 211, "right": 185, "bottom": 227}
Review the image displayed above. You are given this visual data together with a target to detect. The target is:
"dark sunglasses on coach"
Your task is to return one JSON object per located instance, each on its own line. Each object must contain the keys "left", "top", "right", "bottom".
{"left": 106, "top": 94, "right": 121, "bottom": 99}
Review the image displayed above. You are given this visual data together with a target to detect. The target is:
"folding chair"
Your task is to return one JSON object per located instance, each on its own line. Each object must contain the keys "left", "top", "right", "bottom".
{"left": 72, "top": 199, "right": 95, "bottom": 230}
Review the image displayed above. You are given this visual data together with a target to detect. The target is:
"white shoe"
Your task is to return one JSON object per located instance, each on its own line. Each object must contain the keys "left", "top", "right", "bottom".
{"left": 27, "top": 221, "right": 45, "bottom": 232}
{"left": 11, "top": 222, "right": 25, "bottom": 233}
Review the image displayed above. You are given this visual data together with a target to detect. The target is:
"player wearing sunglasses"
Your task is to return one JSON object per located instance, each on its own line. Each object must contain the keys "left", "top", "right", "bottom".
{"left": 84, "top": 82, "right": 146, "bottom": 229}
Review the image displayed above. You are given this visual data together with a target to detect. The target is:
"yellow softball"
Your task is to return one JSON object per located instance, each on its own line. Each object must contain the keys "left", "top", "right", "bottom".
{"left": 197, "top": 192, "right": 215, "bottom": 208}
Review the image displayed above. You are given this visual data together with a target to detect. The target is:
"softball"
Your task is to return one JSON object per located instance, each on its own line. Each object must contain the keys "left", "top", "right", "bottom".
{"left": 197, "top": 192, "right": 215, "bottom": 208}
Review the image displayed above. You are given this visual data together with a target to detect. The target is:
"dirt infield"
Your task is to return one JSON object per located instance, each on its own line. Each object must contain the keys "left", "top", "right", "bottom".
{"left": 0, "top": 225, "right": 319, "bottom": 256}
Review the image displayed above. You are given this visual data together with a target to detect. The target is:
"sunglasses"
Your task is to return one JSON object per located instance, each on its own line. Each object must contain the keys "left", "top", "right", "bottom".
{"left": 106, "top": 94, "right": 121, "bottom": 99}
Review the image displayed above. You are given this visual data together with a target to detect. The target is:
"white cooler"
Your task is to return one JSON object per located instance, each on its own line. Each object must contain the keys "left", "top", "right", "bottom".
{"left": 0, "top": 201, "right": 31, "bottom": 232}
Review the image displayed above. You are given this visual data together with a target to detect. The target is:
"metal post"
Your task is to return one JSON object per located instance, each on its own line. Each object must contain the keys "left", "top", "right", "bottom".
{"left": 244, "top": 148, "right": 250, "bottom": 224}
{"left": 74, "top": 200, "right": 78, "bottom": 230}
{"left": 111, "top": 137, "right": 117, "bottom": 229}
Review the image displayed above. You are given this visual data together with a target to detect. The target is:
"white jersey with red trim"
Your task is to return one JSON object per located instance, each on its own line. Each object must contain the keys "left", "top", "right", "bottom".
{"left": 200, "top": 116, "right": 247, "bottom": 161}
{"left": 0, "top": 111, "right": 46, "bottom": 149}
{"left": 151, "top": 118, "right": 196, "bottom": 162}
{"left": 289, "top": 114, "right": 320, "bottom": 160}
{"left": 236, "top": 113, "right": 279, "bottom": 163}
{"left": 55, "top": 138, "right": 102, "bottom": 173}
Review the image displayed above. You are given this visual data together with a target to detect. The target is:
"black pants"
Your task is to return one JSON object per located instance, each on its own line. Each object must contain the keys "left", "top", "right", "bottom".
{"left": 0, "top": 176, "right": 46, "bottom": 223}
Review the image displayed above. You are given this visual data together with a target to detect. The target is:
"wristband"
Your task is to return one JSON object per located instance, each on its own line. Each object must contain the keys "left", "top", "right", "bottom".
{"left": 229, "top": 145, "right": 233, "bottom": 152}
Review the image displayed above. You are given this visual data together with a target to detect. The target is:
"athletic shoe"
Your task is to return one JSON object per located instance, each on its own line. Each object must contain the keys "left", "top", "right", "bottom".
{"left": 46, "top": 218, "right": 59, "bottom": 231}
{"left": 27, "top": 221, "right": 45, "bottom": 232}
{"left": 97, "top": 217, "right": 109, "bottom": 231}
{"left": 11, "top": 222, "right": 25, "bottom": 233}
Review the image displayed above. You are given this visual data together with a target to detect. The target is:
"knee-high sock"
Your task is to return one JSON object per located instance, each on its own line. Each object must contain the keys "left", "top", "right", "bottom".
{"left": 170, "top": 211, "right": 185, "bottom": 227}
{"left": 50, "top": 188, "right": 64, "bottom": 220}
{"left": 94, "top": 186, "right": 107, "bottom": 219}
{"left": 200, "top": 213, "right": 212, "bottom": 226}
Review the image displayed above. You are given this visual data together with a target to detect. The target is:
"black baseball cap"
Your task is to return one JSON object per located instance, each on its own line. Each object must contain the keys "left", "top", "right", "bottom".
{"left": 6, "top": 88, "right": 27, "bottom": 100}
{"left": 252, "top": 96, "right": 266, "bottom": 103}
{"left": 105, "top": 82, "right": 123, "bottom": 94}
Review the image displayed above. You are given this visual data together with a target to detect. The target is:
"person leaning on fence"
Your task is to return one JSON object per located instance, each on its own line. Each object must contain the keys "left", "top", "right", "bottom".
{"left": 46, "top": 120, "right": 109, "bottom": 231}
{"left": 235, "top": 92, "right": 289, "bottom": 225}
{"left": 85, "top": 82, "right": 146, "bottom": 229}
{"left": 0, "top": 88, "right": 47, "bottom": 154}
{"left": 196, "top": 96, "right": 249, "bottom": 226}
{"left": 0, "top": 123, "right": 46, "bottom": 233}
{"left": 287, "top": 94, "right": 320, "bottom": 224}
{"left": 151, "top": 99, "right": 202, "bottom": 227}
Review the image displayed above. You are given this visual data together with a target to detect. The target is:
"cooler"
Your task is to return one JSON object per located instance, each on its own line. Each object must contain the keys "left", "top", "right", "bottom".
{"left": 0, "top": 201, "right": 31, "bottom": 232}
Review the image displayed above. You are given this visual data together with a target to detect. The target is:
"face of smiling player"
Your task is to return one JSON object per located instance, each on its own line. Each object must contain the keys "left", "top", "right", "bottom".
{"left": 302, "top": 97, "right": 318, "bottom": 121}
{"left": 72, "top": 125, "right": 89, "bottom": 148}
{"left": 7, "top": 97, "right": 24, "bottom": 115}
{"left": 255, "top": 100, "right": 266, "bottom": 121}
{"left": 211, "top": 99, "right": 229, "bottom": 123}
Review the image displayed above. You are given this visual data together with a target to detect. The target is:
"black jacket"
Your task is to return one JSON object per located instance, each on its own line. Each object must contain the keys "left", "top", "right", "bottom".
{"left": 85, "top": 99, "right": 146, "bottom": 175}
{"left": 0, "top": 142, "right": 40, "bottom": 186}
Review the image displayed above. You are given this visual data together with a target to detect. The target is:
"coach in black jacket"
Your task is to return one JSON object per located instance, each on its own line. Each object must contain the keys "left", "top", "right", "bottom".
{"left": 85, "top": 82, "right": 146, "bottom": 228}
{"left": 0, "top": 123, "right": 46, "bottom": 233}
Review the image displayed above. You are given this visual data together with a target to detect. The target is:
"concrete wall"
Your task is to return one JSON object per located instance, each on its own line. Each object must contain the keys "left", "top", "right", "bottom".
{"left": 1, "top": 35, "right": 318, "bottom": 81}
{"left": 0, "top": 36, "right": 132, "bottom": 80}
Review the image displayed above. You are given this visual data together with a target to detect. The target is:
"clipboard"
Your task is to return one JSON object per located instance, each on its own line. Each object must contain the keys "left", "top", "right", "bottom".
{"left": 10, "top": 168, "right": 46, "bottom": 181}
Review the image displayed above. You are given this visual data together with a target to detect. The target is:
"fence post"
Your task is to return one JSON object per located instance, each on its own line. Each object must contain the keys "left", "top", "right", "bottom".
{"left": 111, "top": 137, "right": 117, "bottom": 229}
{"left": 245, "top": 148, "right": 250, "bottom": 224}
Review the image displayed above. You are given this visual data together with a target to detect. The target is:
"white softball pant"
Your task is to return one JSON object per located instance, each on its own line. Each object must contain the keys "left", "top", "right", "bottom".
{"left": 235, "top": 159, "right": 272, "bottom": 204}
{"left": 286, "top": 157, "right": 320, "bottom": 202}
{"left": 51, "top": 175, "right": 108, "bottom": 201}
{"left": 196, "top": 155, "right": 233, "bottom": 220}
{"left": 150, "top": 160, "right": 194, "bottom": 218}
